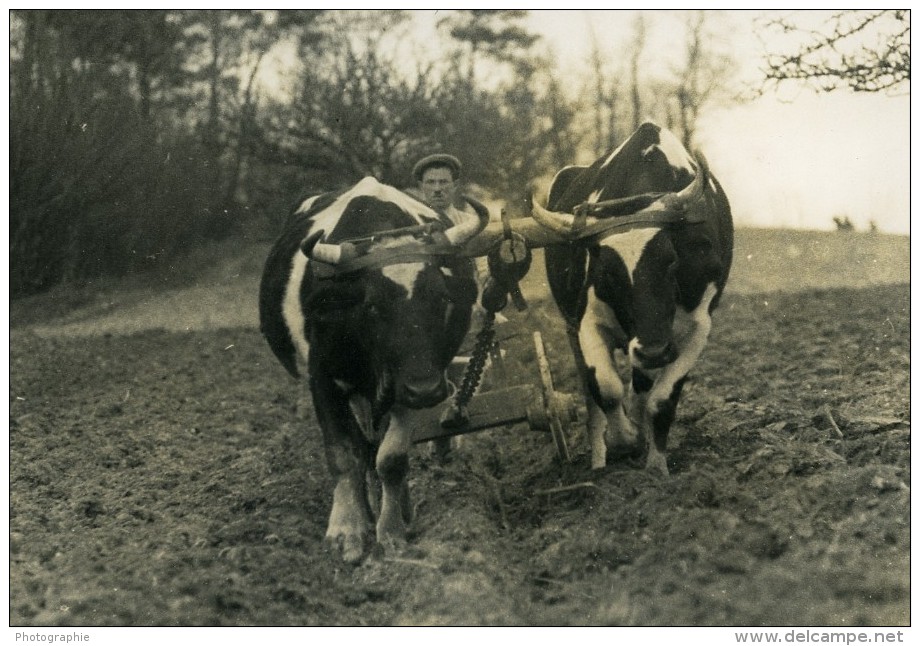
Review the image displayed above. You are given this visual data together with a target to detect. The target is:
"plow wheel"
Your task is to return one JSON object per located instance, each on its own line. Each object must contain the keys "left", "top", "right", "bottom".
{"left": 534, "top": 331, "right": 572, "bottom": 462}
{"left": 413, "top": 331, "right": 580, "bottom": 465}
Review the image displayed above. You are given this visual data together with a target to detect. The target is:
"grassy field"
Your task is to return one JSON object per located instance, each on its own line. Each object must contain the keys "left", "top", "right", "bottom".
{"left": 10, "top": 228, "right": 909, "bottom": 336}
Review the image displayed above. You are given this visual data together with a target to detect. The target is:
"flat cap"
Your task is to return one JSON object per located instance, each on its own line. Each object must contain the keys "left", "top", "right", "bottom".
{"left": 412, "top": 153, "right": 462, "bottom": 182}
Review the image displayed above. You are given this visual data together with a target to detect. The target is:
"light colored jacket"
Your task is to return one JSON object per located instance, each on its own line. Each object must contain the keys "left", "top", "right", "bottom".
{"left": 441, "top": 202, "right": 486, "bottom": 246}
{"left": 403, "top": 187, "right": 488, "bottom": 246}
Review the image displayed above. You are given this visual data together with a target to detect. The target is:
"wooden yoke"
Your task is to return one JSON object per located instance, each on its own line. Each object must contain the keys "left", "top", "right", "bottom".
{"left": 457, "top": 216, "right": 569, "bottom": 257}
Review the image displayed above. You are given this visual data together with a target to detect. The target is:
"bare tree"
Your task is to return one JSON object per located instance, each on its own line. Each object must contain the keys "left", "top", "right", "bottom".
{"left": 543, "top": 75, "right": 582, "bottom": 170}
{"left": 760, "top": 10, "right": 909, "bottom": 93}
{"left": 670, "top": 11, "right": 737, "bottom": 148}
{"left": 585, "top": 25, "right": 621, "bottom": 157}
{"left": 628, "top": 13, "right": 648, "bottom": 131}
{"left": 280, "top": 28, "right": 446, "bottom": 185}
{"left": 8, "top": 10, "right": 320, "bottom": 294}
{"left": 437, "top": 9, "right": 539, "bottom": 86}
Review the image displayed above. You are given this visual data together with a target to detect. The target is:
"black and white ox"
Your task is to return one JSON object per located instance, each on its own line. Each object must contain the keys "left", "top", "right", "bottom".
{"left": 259, "top": 177, "right": 487, "bottom": 563}
{"left": 532, "top": 122, "right": 733, "bottom": 475}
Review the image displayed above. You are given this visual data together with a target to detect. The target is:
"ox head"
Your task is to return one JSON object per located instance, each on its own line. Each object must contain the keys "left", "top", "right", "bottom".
{"left": 301, "top": 226, "right": 478, "bottom": 410}
{"left": 532, "top": 126, "right": 722, "bottom": 371}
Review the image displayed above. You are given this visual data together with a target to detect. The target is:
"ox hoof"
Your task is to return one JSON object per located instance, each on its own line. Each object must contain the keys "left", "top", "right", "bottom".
{"left": 429, "top": 437, "right": 455, "bottom": 464}
{"left": 607, "top": 439, "right": 643, "bottom": 460}
{"left": 645, "top": 451, "right": 670, "bottom": 477}
{"left": 378, "top": 534, "right": 408, "bottom": 555}
{"left": 325, "top": 532, "right": 368, "bottom": 564}
{"left": 376, "top": 506, "right": 410, "bottom": 556}
{"left": 376, "top": 528, "right": 409, "bottom": 556}
{"left": 591, "top": 452, "right": 607, "bottom": 471}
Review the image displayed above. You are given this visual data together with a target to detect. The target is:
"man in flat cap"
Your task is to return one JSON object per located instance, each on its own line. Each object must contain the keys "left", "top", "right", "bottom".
{"left": 409, "top": 153, "right": 493, "bottom": 461}
{"left": 409, "top": 153, "right": 489, "bottom": 238}
{"left": 413, "top": 153, "right": 462, "bottom": 212}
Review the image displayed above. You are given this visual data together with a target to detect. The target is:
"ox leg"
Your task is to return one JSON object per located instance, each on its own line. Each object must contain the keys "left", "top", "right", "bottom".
{"left": 311, "top": 377, "right": 373, "bottom": 564}
{"left": 427, "top": 281, "right": 479, "bottom": 465}
{"left": 375, "top": 406, "right": 417, "bottom": 552}
{"left": 639, "top": 283, "right": 718, "bottom": 476}
{"left": 585, "top": 385, "right": 638, "bottom": 469}
{"left": 635, "top": 373, "right": 685, "bottom": 477}
{"left": 585, "top": 401, "right": 607, "bottom": 470}
{"left": 348, "top": 395, "right": 382, "bottom": 517}
{"left": 579, "top": 325, "right": 639, "bottom": 470}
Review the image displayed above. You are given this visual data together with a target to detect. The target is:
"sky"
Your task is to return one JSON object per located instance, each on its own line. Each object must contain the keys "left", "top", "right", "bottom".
{"left": 521, "top": 9, "right": 910, "bottom": 235}
{"left": 329, "top": 7, "right": 910, "bottom": 234}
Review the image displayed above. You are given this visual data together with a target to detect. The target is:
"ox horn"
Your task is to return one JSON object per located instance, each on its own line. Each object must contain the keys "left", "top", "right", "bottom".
{"left": 530, "top": 152, "right": 712, "bottom": 238}
{"left": 530, "top": 199, "right": 596, "bottom": 237}
{"left": 441, "top": 216, "right": 485, "bottom": 247}
{"left": 660, "top": 152, "right": 709, "bottom": 211}
{"left": 458, "top": 215, "right": 570, "bottom": 256}
{"left": 300, "top": 230, "right": 359, "bottom": 266}
{"left": 300, "top": 229, "right": 325, "bottom": 257}
{"left": 309, "top": 242, "right": 350, "bottom": 265}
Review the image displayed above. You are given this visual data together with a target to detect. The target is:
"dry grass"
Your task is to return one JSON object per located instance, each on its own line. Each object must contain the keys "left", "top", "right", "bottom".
{"left": 10, "top": 228, "right": 909, "bottom": 338}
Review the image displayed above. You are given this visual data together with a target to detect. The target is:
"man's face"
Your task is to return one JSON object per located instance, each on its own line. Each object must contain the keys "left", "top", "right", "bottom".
{"left": 419, "top": 167, "right": 456, "bottom": 211}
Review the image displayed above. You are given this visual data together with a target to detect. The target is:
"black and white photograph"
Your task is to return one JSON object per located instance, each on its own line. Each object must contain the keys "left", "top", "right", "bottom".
{"left": 8, "top": 6, "right": 910, "bottom": 632}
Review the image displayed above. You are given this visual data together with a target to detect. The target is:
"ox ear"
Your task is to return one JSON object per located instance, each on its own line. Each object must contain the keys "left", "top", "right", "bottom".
{"left": 675, "top": 231, "right": 722, "bottom": 283}
{"left": 440, "top": 257, "right": 478, "bottom": 307}
{"left": 444, "top": 272, "right": 478, "bottom": 308}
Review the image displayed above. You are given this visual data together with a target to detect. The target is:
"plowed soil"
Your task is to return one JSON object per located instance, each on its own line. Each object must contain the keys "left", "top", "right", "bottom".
{"left": 9, "top": 230, "right": 910, "bottom": 626}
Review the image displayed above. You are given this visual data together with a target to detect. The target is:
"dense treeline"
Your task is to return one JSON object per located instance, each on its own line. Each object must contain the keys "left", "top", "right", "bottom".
{"left": 10, "top": 9, "right": 735, "bottom": 297}
{"left": 10, "top": 10, "right": 318, "bottom": 295}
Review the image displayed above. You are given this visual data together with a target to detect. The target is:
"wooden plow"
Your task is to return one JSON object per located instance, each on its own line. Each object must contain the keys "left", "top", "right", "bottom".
{"left": 411, "top": 208, "right": 580, "bottom": 461}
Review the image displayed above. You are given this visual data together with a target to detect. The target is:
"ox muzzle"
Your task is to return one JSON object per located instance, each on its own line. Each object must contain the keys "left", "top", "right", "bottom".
{"left": 397, "top": 373, "right": 450, "bottom": 409}
{"left": 630, "top": 339, "right": 678, "bottom": 370}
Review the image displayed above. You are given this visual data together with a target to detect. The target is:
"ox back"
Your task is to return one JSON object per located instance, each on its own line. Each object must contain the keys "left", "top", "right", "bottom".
{"left": 259, "top": 177, "right": 478, "bottom": 563}
{"left": 543, "top": 122, "right": 733, "bottom": 474}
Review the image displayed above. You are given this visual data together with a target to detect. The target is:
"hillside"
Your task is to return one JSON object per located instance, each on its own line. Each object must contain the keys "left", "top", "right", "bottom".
{"left": 9, "top": 228, "right": 910, "bottom": 338}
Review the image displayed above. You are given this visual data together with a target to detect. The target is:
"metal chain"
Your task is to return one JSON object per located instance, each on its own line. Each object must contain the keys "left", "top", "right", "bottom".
{"left": 453, "top": 310, "right": 496, "bottom": 409}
